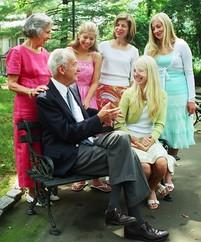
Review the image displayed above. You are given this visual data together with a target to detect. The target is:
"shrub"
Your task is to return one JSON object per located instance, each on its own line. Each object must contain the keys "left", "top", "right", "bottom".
{"left": 0, "top": 76, "right": 7, "bottom": 85}
{"left": 193, "top": 58, "right": 201, "bottom": 87}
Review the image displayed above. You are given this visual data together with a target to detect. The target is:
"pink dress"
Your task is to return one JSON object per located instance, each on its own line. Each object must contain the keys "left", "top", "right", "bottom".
{"left": 6, "top": 45, "right": 51, "bottom": 189}
{"left": 76, "top": 60, "right": 98, "bottom": 109}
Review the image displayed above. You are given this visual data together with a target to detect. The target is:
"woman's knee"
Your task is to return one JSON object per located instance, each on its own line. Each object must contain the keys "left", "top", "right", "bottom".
{"left": 141, "top": 163, "right": 151, "bottom": 178}
{"left": 154, "top": 157, "right": 168, "bottom": 172}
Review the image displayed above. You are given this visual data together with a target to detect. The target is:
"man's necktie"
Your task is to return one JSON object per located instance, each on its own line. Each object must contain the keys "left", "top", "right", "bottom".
{"left": 66, "top": 89, "right": 93, "bottom": 145}
{"left": 66, "top": 89, "right": 84, "bottom": 122}
{"left": 66, "top": 89, "right": 73, "bottom": 111}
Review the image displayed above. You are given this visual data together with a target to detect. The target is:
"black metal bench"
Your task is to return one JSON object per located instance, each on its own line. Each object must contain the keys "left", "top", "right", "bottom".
{"left": 17, "top": 120, "right": 172, "bottom": 235}
{"left": 194, "top": 91, "right": 201, "bottom": 125}
{"left": 17, "top": 120, "right": 103, "bottom": 235}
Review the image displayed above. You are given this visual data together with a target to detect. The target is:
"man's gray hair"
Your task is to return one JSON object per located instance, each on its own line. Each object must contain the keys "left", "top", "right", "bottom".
{"left": 23, "top": 13, "right": 52, "bottom": 37}
{"left": 48, "top": 48, "right": 76, "bottom": 76}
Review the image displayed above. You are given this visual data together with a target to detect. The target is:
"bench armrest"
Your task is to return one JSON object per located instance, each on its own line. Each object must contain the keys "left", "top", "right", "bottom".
{"left": 18, "top": 120, "right": 55, "bottom": 179}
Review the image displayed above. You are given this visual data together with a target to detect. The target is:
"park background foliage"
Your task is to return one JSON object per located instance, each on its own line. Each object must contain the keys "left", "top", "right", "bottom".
{"left": 0, "top": 0, "right": 201, "bottom": 194}
{"left": 1, "top": 0, "right": 201, "bottom": 82}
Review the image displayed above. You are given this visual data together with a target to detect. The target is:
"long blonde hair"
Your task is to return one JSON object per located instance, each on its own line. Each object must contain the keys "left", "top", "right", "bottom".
{"left": 145, "top": 12, "right": 177, "bottom": 56}
{"left": 131, "top": 55, "right": 162, "bottom": 120}
{"left": 68, "top": 21, "right": 98, "bottom": 51}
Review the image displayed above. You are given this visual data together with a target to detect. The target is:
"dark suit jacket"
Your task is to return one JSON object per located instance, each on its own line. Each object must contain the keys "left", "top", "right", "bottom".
{"left": 36, "top": 81, "right": 104, "bottom": 177}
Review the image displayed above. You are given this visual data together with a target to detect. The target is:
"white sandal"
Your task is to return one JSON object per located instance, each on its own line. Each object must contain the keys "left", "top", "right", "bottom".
{"left": 147, "top": 199, "right": 160, "bottom": 210}
{"left": 165, "top": 183, "right": 175, "bottom": 192}
{"left": 157, "top": 184, "right": 169, "bottom": 197}
{"left": 25, "top": 194, "right": 42, "bottom": 207}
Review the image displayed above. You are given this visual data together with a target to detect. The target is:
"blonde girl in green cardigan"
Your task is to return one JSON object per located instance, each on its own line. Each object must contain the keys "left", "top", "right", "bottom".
{"left": 115, "top": 55, "right": 175, "bottom": 209}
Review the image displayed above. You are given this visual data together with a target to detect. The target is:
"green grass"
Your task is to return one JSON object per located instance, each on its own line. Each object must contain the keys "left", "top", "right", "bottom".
{"left": 0, "top": 87, "right": 16, "bottom": 196}
{"left": 0, "top": 85, "right": 48, "bottom": 241}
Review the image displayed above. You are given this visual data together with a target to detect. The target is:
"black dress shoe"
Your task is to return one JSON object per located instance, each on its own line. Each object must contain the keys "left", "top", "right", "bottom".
{"left": 124, "top": 221, "right": 169, "bottom": 241}
{"left": 105, "top": 208, "right": 136, "bottom": 225}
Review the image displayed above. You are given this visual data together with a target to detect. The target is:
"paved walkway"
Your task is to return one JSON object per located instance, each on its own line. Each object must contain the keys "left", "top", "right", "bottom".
{"left": 0, "top": 131, "right": 200, "bottom": 242}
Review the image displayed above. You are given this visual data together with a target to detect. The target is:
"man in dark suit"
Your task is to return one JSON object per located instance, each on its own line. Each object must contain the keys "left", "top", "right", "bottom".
{"left": 36, "top": 48, "right": 169, "bottom": 241}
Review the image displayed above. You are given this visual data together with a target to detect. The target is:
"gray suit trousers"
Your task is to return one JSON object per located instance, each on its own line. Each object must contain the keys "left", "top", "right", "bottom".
{"left": 71, "top": 130, "right": 150, "bottom": 206}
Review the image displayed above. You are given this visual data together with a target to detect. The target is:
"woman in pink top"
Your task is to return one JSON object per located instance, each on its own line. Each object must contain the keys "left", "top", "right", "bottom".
{"left": 76, "top": 58, "right": 98, "bottom": 109}
{"left": 68, "top": 21, "right": 111, "bottom": 192}
{"left": 6, "top": 13, "right": 52, "bottom": 200}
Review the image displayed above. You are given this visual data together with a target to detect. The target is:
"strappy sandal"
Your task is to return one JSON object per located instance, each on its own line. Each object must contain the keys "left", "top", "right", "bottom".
{"left": 71, "top": 181, "right": 88, "bottom": 192}
{"left": 147, "top": 199, "right": 160, "bottom": 210}
{"left": 90, "top": 182, "right": 111, "bottom": 193}
{"left": 157, "top": 183, "right": 169, "bottom": 197}
{"left": 165, "top": 183, "right": 175, "bottom": 192}
{"left": 25, "top": 194, "right": 43, "bottom": 207}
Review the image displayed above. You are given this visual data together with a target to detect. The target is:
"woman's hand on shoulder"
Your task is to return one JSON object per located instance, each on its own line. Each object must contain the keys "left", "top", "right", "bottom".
{"left": 30, "top": 85, "right": 49, "bottom": 97}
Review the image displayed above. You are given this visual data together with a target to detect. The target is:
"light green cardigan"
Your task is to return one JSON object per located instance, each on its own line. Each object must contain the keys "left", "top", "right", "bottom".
{"left": 115, "top": 86, "right": 167, "bottom": 141}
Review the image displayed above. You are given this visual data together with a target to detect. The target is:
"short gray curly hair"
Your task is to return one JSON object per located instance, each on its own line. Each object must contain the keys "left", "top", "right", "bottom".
{"left": 23, "top": 13, "right": 52, "bottom": 38}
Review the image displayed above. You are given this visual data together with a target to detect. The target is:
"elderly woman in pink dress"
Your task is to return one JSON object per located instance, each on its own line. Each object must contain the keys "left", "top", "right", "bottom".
{"left": 6, "top": 13, "right": 52, "bottom": 202}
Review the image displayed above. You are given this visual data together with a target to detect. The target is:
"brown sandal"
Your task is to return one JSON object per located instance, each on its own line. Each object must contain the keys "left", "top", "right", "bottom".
{"left": 71, "top": 181, "right": 88, "bottom": 192}
{"left": 90, "top": 182, "right": 111, "bottom": 193}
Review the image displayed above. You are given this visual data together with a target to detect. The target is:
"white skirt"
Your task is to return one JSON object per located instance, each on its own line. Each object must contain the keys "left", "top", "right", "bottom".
{"left": 132, "top": 141, "right": 175, "bottom": 174}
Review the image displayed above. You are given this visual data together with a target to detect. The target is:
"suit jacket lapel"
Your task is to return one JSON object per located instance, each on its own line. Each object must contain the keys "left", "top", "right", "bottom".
{"left": 48, "top": 81, "right": 75, "bottom": 120}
